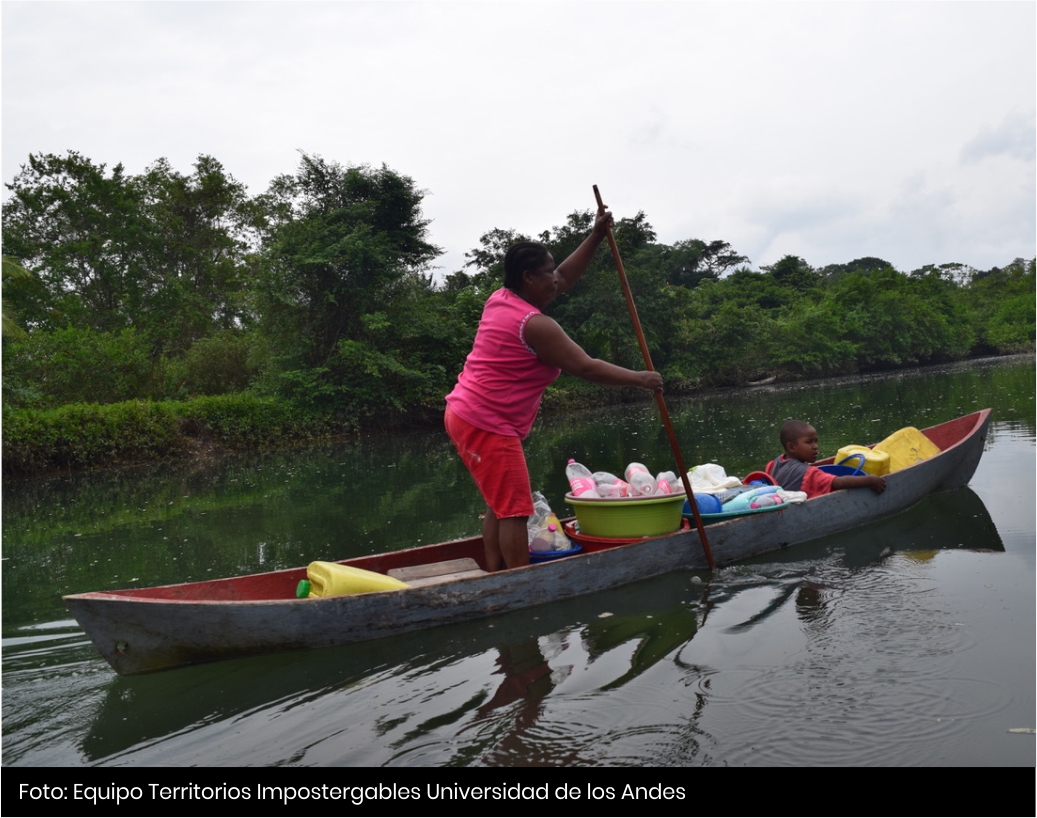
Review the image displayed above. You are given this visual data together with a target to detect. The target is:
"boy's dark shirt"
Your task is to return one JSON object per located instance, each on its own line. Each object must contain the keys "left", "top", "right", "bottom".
{"left": 766, "top": 454, "right": 836, "bottom": 497}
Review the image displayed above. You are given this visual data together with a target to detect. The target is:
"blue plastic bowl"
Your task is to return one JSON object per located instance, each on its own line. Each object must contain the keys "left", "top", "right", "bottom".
{"left": 529, "top": 544, "right": 583, "bottom": 563}
{"left": 816, "top": 464, "right": 859, "bottom": 476}
{"left": 816, "top": 452, "right": 866, "bottom": 477}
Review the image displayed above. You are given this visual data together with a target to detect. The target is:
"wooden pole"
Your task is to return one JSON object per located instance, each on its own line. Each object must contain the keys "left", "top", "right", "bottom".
{"left": 593, "top": 185, "right": 716, "bottom": 570}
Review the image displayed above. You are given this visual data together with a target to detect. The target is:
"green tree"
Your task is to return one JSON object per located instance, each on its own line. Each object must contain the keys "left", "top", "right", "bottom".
{"left": 820, "top": 256, "right": 895, "bottom": 285}
{"left": 769, "top": 301, "right": 857, "bottom": 378}
{"left": 137, "top": 155, "right": 260, "bottom": 352}
{"left": 3, "top": 152, "right": 151, "bottom": 332}
{"left": 254, "top": 155, "right": 441, "bottom": 420}
{"left": 2, "top": 256, "right": 31, "bottom": 339}
{"left": 547, "top": 211, "right": 660, "bottom": 369}
{"left": 674, "top": 298, "right": 775, "bottom": 386}
{"left": 705, "top": 268, "right": 793, "bottom": 311}
{"left": 462, "top": 227, "right": 530, "bottom": 277}
{"left": 964, "top": 258, "right": 1036, "bottom": 352}
{"left": 828, "top": 267, "right": 967, "bottom": 368}
{"left": 762, "top": 254, "right": 820, "bottom": 292}
{"left": 2, "top": 326, "right": 157, "bottom": 407}
{"left": 637, "top": 238, "right": 748, "bottom": 289}
{"left": 2, "top": 152, "right": 259, "bottom": 355}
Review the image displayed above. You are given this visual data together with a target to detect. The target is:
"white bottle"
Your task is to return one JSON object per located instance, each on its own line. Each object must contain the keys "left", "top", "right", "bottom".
{"left": 592, "top": 471, "right": 630, "bottom": 498}
{"left": 566, "top": 459, "right": 600, "bottom": 498}
{"left": 625, "top": 462, "right": 657, "bottom": 496}
{"left": 545, "top": 512, "right": 571, "bottom": 550}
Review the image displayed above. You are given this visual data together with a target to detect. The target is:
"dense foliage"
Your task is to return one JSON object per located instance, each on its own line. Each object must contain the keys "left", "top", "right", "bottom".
{"left": 3, "top": 150, "right": 1033, "bottom": 474}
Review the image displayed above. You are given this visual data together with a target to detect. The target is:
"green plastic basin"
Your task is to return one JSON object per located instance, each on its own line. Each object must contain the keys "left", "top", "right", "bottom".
{"left": 564, "top": 492, "right": 686, "bottom": 538}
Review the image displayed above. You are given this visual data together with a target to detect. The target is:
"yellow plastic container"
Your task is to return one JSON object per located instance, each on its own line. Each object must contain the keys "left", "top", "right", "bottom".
{"left": 306, "top": 561, "right": 410, "bottom": 597}
{"left": 873, "top": 427, "right": 941, "bottom": 472}
{"left": 834, "top": 445, "right": 891, "bottom": 476}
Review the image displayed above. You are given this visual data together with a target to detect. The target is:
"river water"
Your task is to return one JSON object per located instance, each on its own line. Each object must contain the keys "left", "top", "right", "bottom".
{"left": 2, "top": 356, "right": 1033, "bottom": 767}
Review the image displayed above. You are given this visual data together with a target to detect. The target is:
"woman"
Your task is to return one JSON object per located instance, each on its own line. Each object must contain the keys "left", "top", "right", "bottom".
{"left": 445, "top": 205, "right": 663, "bottom": 571}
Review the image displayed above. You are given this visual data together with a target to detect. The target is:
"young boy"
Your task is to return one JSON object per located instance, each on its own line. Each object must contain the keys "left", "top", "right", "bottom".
{"left": 766, "top": 420, "right": 887, "bottom": 498}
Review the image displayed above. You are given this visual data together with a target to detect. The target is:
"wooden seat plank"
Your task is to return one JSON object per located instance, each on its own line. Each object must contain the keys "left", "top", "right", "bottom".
{"left": 388, "top": 558, "right": 485, "bottom": 585}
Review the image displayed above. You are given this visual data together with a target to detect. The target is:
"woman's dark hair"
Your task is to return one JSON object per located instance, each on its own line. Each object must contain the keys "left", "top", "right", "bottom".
{"left": 503, "top": 242, "right": 550, "bottom": 292}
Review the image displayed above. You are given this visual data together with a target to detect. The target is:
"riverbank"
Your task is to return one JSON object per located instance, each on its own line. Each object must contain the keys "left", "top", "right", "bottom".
{"left": 3, "top": 353, "right": 1032, "bottom": 480}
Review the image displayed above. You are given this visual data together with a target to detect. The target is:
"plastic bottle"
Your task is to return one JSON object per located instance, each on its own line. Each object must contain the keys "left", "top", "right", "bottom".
{"left": 749, "top": 493, "right": 785, "bottom": 510}
{"left": 531, "top": 524, "right": 571, "bottom": 552}
{"left": 527, "top": 492, "right": 553, "bottom": 548}
{"left": 566, "top": 459, "right": 600, "bottom": 497}
{"left": 592, "top": 471, "right": 630, "bottom": 498}
{"left": 528, "top": 493, "right": 554, "bottom": 551}
{"left": 655, "top": 470, "right": 678, "bottom": 494}
{"left": 624, "top": 462, "right": 657, "bottom": 496}
{"left": 544, "top": 512, "right": 571, "bottom": 550}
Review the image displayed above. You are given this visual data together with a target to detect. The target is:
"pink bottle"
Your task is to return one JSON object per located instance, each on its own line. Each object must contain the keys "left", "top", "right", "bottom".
{"left": 624, "top": 463, "right": 657, "bottom": 496}
{"left": 566, "top": 459, "right": 601, "bottom": 498}
{"left": 592, "top": 471, "right": 630, "bottom": 498}
{"left": 655, "top": 470, "right": 678, "bottom": 494}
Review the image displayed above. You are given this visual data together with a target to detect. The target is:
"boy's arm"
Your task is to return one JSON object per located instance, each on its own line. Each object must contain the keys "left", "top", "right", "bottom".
{"left": 832, "top": 474, "right": 887, "bottom": 494}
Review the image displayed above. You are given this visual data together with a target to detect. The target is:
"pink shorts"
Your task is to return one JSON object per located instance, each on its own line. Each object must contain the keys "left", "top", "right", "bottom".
{"left": 445, "top": 406, "right": 534, "bottom": 519}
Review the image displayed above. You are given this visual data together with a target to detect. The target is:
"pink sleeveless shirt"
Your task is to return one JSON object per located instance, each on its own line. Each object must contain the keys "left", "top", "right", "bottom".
{"left": 445, "top": 288, "right": 561, "bottom": 438}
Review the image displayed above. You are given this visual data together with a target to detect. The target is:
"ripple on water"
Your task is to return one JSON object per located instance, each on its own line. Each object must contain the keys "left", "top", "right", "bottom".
{"left": 663, "top": 545, "right": 1018, "bottom": 766}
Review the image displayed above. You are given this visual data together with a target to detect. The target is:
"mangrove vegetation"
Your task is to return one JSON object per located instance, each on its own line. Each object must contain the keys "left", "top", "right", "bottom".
{"left": 3, "top": 151, "right": 1034, "bottom": 476}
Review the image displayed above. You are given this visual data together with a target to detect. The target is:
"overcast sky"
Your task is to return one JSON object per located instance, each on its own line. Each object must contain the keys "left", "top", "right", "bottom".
{"left": 3, "top": 1, "right": 1035, "bottom": 278}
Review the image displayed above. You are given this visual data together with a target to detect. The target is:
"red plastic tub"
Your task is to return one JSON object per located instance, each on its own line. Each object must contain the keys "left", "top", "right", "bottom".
{"left": 562, "top": 519, "right": 690, "bottom": 553}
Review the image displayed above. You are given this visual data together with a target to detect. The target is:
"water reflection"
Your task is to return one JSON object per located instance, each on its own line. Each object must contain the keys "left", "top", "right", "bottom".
{"left": 2, "top": 356, "right": 1033, "bottom": 766}
{"left": 6, "top": 482, "right": 997, "bottom": 767}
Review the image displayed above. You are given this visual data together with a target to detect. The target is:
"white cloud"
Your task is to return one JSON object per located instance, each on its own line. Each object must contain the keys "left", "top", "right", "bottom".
{"left": 961, "top": 110, "right": 1037, "bottom": 165}
{"left": 3, "top": 1, "right": 1034, "bottom": 276}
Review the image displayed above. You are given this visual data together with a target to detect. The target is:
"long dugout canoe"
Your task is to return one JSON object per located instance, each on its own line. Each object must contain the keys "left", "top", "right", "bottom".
{"left": 65, "top": 409, "right": 990, "bottom": 674}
